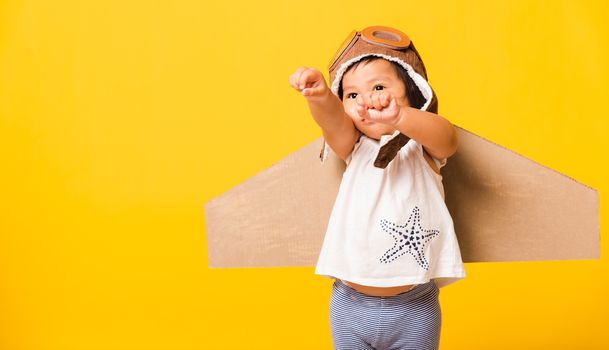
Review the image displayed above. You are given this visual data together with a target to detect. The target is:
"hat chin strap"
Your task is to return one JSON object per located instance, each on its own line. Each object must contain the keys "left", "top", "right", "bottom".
{"left": 320, "top": 53, "right": 434, "bottom": 168}
{"left": 374, "top": 133, "right": 411, "bottom": 168}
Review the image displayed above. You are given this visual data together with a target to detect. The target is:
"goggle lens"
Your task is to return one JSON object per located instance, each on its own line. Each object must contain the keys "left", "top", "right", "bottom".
{"left": 327, "top": 26, "right": 412, "bottom": 72}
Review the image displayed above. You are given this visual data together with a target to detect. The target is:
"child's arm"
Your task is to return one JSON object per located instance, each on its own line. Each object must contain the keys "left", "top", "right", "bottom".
{"left": 355, "top": 91, "right": 457, "bottom": 160}
{"left": 393, "top": 107, "right": 458, "bottom": 160}
{"left": 289, "top": 67, "right": 359, "bottom": 161}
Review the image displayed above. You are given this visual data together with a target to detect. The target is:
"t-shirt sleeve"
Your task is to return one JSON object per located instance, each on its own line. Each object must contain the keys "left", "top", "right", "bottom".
{"left": 319, "top": 132, "right": 364, "bottom": 165}
{"left": 345, "top": 133, "right": 364, "bottom": 166}
{"left": 419, "top": 142, "right": 447, "bottom": 170}
{"left": 319, "top": 140, "right": 329, "bottom": 163}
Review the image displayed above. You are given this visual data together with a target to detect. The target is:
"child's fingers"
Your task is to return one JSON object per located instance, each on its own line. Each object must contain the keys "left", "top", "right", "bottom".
{"left": 356, "top": 101, "right": 370, "bottom": 119}
{"left": 295, "top": 67, "right": 310, "bottom": 89}
{"left": 355, "top": 94, "right": 366, "bottom": 108}
{"left": 370, "top": 92, "right": 391, "bottom": 109}
{"left": 289, "top": 70, "right": 300, "bottom": 90}
{"left": 357, "top": 93, "right": 367, "bottom": 107}
{"left": 380, "top": 93, "right": 391, "bottom": 108}
{"left": 363, "top": 93, "right": 373, "bottom": 109}
{"left": 289, "top": 67, "right": 327, "bottom": 99}
{"left": 357, "top": 96, "right": 374, "bottom": 119}
{"left": 302, "top": 88, "right": 313, "bottom": 96}
{"left": 289, "top": 71, "right": 301, "bottom": 89}
{"left": 289, "top": 67, "right": 308, "bottom": 90}
{"left": 297, "top": 68, "right": 317, "bottom": 90}
{"left": 302, "top": 84, "right": 325, "bottom": 97}
{"left": 371, "top": 93, "right": 382, "bottom": 110}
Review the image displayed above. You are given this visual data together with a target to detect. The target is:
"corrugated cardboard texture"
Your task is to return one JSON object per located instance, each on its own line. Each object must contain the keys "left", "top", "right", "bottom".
{"left": 204, "top": 139, "right": 345, "bottom": 267}
{"left": 443, "top": 128, "right": 599, "bottom": 262}
{"left": 204, "top": 127, "right": 599, "bottom": 267}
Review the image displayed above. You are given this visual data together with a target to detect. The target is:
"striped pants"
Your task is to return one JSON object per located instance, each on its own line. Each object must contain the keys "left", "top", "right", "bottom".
{"left": 329, "top": 279, "right": 441, "bottom": 350}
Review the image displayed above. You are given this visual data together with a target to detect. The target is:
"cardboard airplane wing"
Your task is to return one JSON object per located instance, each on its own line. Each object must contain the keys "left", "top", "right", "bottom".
{"left": 204, "top": 126, "right": 599, "bottom": 268}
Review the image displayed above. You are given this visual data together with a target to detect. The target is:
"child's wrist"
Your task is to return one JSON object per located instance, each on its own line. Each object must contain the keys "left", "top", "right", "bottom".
{"left": 392, "top": 106, "right": 410, "bottom": 128}
{"left": 305, "top": 84, "right": 332, "bottom": 103}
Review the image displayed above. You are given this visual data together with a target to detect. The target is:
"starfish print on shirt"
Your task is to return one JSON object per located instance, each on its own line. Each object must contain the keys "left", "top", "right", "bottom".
{"left": 379, "top": 206, "right": 439, "bottom": 270}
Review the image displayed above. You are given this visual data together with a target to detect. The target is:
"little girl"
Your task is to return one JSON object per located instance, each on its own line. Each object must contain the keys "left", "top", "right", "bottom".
{"left": 289, "top": 26, "right": 465, "bottom": 349}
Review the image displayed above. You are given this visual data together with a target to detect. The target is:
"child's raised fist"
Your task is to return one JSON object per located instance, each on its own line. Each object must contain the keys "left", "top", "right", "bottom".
{"left": 289, "top": 67, "right": 329, "bottom": 100}
{"left": 355, "top": 91, "right": 402, "bottom": 126}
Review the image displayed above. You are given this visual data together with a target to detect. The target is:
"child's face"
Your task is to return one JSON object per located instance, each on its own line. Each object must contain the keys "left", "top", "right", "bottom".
{"left": 341, "top": 58, "right": 410, "bottom": 140}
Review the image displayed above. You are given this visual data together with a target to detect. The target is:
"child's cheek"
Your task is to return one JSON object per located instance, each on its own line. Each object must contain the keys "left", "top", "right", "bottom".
{"left": 395, "top": 96, "right": 410, "bottom": 108}
{"left": 341, "top": 103, "right": 351, "bottom": 116}
{"left": 347, "top": 104, "right": 361, "bottom": 119}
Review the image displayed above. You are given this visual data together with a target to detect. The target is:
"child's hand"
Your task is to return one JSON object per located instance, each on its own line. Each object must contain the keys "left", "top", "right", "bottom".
{"left": 355, "top": 91, "right": 402, "bottom": 125}
{"left": 289, "top": 67, "right": 329, "bottom": 101}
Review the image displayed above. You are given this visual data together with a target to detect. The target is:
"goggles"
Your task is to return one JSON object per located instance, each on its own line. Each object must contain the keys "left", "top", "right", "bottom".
{"left": 327, "top": 25, "right": 421, "bottom": 73}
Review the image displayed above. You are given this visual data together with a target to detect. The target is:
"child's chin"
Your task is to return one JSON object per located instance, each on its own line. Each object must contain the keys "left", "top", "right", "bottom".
{"left": 362, "top": 131, "right": 384, "bottom": 141}
{"left": 359, "top": 125, "right": 395, "bottom": 140}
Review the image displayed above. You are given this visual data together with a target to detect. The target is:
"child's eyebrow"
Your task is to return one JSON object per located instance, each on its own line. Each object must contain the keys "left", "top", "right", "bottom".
{"left": 343, "top": 77, "right": 391, "bottom": 91}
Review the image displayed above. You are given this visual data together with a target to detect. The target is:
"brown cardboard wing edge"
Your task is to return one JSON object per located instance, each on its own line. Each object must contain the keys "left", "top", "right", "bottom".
{"left": 204, "top": 126, "right": 600, "bottom": 268}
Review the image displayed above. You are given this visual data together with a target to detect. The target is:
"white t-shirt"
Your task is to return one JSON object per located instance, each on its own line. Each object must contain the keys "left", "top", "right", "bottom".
{"left": 315, "top": 132, "right": 466, "bottom": 288}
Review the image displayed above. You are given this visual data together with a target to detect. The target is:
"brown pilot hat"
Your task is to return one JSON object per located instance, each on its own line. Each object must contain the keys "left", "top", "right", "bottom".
{"left": 320, "top": 25, "right": 438, "bottom": 168}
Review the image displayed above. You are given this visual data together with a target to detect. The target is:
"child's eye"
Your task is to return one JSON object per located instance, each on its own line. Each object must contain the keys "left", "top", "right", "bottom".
{"left": 347, "top": 92, "right": 357, "bottom": 99}
{"left": 374, "top": 85, "right": 385, "bottom": 91}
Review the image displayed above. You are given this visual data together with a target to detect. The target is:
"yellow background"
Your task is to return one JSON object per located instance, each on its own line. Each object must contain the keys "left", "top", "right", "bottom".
{"left": 1, "top": 0, "right": 608, "bottom": 349}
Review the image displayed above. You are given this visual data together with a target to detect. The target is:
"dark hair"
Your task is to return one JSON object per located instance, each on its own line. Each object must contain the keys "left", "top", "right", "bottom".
{"left": 337, "top": 56, "right": 430, "bottom": 112}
